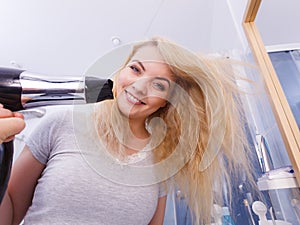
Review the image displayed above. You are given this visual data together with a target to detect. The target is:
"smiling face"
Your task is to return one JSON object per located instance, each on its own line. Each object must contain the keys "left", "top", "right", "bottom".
{"left": 116, "top": 45, "right": 173, "bottom": 122}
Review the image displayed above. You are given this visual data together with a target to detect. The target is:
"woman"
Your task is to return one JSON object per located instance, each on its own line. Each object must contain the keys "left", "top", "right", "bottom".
{"left": 0, "top": 37, "right": 254, "bottom": 225}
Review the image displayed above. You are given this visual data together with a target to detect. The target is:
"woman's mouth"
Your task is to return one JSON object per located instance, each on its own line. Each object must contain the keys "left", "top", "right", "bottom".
{"left": 125, "top": 90, "right": 146, "bottom": 105}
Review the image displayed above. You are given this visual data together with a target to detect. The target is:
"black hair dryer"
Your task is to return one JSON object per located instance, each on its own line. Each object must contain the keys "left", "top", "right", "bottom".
{"left": 0, "top": 67, "right": 113, "bottom": 203}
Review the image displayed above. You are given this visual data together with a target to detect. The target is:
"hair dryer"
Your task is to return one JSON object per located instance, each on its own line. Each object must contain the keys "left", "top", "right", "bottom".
{"left": 0, "top": 67, "right": 114, "bottom": 203}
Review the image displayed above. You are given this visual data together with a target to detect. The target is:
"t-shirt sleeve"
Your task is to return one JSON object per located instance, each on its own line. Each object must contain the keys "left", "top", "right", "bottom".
{"left": 25, "top": 109, "right": 69, "bottom": 164}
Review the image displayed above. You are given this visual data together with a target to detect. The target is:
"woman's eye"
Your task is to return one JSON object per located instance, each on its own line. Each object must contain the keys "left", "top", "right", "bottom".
{"left": 129, "top": 65, "right": 140, "bottom": 73}
{"left": 153, "top": 82, "right": 166, "bottom": 91}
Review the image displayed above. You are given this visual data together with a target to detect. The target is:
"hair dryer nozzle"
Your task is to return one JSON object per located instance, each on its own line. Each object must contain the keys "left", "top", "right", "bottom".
{"left": 0, "top": 67, "right": 114, "bottom": 111}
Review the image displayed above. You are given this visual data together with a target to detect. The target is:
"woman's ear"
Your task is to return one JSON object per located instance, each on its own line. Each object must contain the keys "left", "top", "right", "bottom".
{"left": 160, "top": 101, "right": 167, "bottom": 108}
{"left": 160, "top": 102, "right": 170, "bottom": 111}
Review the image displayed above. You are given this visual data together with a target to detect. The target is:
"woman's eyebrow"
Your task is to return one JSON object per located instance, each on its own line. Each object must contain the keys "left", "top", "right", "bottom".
{"left": 155, "top": 77, "right": 171, "bottom": 87}
{"left": 131, "top": 60, "right": 146, "bottom": 72}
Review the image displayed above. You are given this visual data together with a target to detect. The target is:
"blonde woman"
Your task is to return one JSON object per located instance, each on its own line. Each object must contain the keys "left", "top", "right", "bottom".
{"left": 0, "top": 37, "right": 254, "bottom": 225}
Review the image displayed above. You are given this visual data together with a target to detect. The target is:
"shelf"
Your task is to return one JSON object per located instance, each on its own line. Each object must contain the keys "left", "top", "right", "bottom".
{"left": 257, "top": 176, "right": 299, "bottom": 191}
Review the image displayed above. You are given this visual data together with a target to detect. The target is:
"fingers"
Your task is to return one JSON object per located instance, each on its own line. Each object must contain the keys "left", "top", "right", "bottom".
{"left": 0, "top": 106, "right": 15, "bottom": 118}
{"left": 13, "top": 112, "right": 25, "bottom": 119}
{"left": 0, "top": 105, "right": 24, "bottom": 119}
{"left": 0, "top": 117, "right": 26, "bottom": 143}
{"left": 0, "top": 105, "right": 26, "bottom": 143}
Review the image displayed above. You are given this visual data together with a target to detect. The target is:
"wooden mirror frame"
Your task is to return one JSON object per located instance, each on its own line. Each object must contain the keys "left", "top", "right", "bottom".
{"left": 243, "top": 0, "right": 300, "bottom": 183}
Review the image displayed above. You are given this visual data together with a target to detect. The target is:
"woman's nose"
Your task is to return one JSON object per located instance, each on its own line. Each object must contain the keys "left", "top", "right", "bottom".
{"left": 132, "top": 77, "right": 148, "bottom": 95}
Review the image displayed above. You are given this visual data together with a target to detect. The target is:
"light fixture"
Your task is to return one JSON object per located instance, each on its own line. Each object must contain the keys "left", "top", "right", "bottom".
{"left": 111, "top": 36, "right": 121, "bottom": 46}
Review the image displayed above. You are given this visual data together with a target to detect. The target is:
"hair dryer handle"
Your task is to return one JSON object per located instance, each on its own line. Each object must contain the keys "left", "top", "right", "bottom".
{"left": 0, "top": 141, "right": 14, "bottom": 203}
{"left": 0, "top": 67, "right": 24, "bottom": 111}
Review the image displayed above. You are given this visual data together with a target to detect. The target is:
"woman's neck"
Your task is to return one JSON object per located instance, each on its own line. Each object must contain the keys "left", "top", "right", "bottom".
{"left": 129, "top": 118, "right": 149, "bottom": 138}
{"left": 122, "top": 118, "right": 150, "bottom": 154}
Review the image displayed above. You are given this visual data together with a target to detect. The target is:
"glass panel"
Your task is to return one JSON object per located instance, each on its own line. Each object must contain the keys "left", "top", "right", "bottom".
{"left": 268, "top": 50, "right": 300, "bottom": 129}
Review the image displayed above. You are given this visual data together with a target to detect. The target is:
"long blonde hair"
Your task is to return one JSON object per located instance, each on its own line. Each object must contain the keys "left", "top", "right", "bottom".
{"left": 95, "top": 37, "right": 256, "bottom": 224}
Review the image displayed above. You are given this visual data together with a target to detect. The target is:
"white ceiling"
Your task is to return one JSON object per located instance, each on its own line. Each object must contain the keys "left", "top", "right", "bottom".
{"left": 256, "top": 0, "right": 300, "bottom": 48}
{"left": 0, "top": 0, "right": 245, "bottom": 76}
{"left": 1, "top": 0, "right": 299, "bottom": 77}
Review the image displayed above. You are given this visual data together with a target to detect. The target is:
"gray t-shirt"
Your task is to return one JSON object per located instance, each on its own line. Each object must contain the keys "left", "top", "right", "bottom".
{"left": 23, "top": 104, "right": 166, "bottom": 225}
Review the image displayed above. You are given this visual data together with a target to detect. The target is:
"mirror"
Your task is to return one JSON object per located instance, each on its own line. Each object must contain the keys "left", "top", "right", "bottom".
{"left": 243, "top": 0, "right": 300, "bottom": 186}
{"left": 243, "top": 2, "right": 300, "bottom": 224}
{"left": 256, "top": 0, "right": 300, "bottom": 131}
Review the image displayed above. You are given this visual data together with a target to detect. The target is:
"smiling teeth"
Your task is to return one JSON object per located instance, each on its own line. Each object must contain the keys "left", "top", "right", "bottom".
{"left": 127, "top": 92, "right": 140, "bottom": 103}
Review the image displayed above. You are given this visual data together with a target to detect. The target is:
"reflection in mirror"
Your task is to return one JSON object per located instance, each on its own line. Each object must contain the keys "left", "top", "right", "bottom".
{"left": 268, "top": 48, "right": 300, "bottom": 129}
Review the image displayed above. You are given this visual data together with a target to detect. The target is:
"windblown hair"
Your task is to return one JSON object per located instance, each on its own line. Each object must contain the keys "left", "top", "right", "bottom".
{"left": 95, "top": 37, "right": 256, "bottom": 225}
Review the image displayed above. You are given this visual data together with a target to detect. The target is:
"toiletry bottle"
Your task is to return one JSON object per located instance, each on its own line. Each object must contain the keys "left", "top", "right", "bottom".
{"left": 222, "top": 207, "right": 236, "bottom": 225}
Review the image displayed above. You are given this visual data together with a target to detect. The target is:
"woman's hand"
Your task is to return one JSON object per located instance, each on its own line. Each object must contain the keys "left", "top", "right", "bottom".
{"left": 0, "top": 104, "right": 25, "bottom": 144}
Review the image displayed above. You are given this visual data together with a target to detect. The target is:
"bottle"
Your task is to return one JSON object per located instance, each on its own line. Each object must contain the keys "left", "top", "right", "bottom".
{"left": 222, "top": 207, "right": 236, "bottom": 225}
